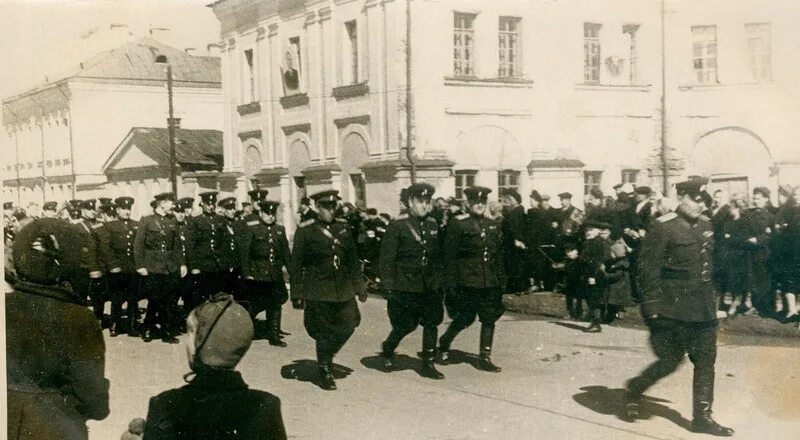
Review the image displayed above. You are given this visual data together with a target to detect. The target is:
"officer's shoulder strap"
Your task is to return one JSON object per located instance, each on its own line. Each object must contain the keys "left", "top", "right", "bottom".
{"left": 335, "top": 218, "right": 347, "bottom": 223}
{"left": 656, "top": 212, "right": 678, "bottom": 223}
{"left": 395, "top": 214, "right": 408, "bottom": 220}
{"left": 298, "top": 219, "right": 316, "bottom": 228}
{"left": 425, "top": 216, "right": 437, "bottom": 223}
{"left": 455, "top": 213, "right": 470, "bottom": 221}
{"left": 91, "top": 222, "right": 104, "bottom": 229}
{"left": 247, "top": 220, "right": 260, "bottom": 226}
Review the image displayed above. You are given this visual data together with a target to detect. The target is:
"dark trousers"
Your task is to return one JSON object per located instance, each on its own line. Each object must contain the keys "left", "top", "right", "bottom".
{"left": 750, "top": 255, "right": 773, "bottom": 315}
{"left": 109, "top": 272, "right": 138, "bottom": 325}
{"left": 440, "top": 287, "right": 504, "bottom": 354}
{"left": 242, "top": 280, "right": 284, "bottom": 336}
{"left": 304, "top": 299, "right": 361, "bottom": 366}
{"left": 217, "top": 268, "right": 240, "bottom": 296}
{"left": 70, "top": 271, "right": 107, "bottom": 322}
{"left": 189, "top": 272, "right": 216, "bottom": 307}
{"left": 141, "top": 273, "right": 178, "bottom": 334}
{"left": 627, "top": 318, "right": 717, "bottom": 417}
{"left": 383, "top": 290, "right": 444, "bottom": 359}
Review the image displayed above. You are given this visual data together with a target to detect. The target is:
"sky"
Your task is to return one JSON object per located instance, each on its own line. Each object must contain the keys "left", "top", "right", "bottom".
{"left": 0, "top": 0, "right": 222, "bottom": 100}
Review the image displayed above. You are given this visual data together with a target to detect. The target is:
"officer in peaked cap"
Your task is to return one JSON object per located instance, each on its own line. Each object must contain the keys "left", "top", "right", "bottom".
{"left": 134, "top": 192, "right": 185, "bottom": 343}
{"left": 439, "top": 186, "right": 506, "bottom": 373}
{"left": 216, "top": 197, "right": 241, "bottom": 296}
{"left": 623, "top": 179, "right": 733, "bottom": 436}
{"left": 67, "top": 199, "right": 83, "bottom": 222}
{"left": 105, "top": 196, "right": 140, "bottom": 336}
{"left": 289, "top": 189, "right": 365, "bottom": 390}
{"left": 378, "top": 182, "right": 446, "bottom": 379}
{"left": 187, "top": 191, "right": 223, "bottom": 304}
{"left": 248, "top": 189, "right": 269, "bottom": 204}
{"left": 41, "top": 201, "right": 58, "bottom": 218}
{"left": 99, "top": 197, "right": 114, "bottom": 206}
{"left": 172, "top": 197, "right": 195, "bottom": 326}
{"left": 71, "top": 198, "right": 111, "bottom": 326}
{"left": 240, "top": 200, "right": 291, "bottom": 346}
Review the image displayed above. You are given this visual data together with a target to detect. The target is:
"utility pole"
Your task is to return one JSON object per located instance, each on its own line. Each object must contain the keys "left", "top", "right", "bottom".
{"left": 660, "top": 0, "right": 669, "bottom": 193}
{"left": 405, "top": 0, "right": 416, "bottom": 183}
{"left": 156, "top": 54, "right": 178, "bottom": 196}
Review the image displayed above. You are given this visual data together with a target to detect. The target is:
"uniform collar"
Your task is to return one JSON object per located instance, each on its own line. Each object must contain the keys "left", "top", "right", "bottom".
{"left": 187, "top": 368, "right": 248, "bottom": 391}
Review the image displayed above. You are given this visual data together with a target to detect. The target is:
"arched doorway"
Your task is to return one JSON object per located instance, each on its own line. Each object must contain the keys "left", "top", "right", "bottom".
{"left": 243, "top": 144, "right": 263, "bottom": 182}
{"left": 340, "top": 132, "right": 369, "bottom": 205}
{"left": 687, "top": 127, "right": 772, "bottom": 197}
{"left": 287, "top": 138, "right": 312, "bottom": 217}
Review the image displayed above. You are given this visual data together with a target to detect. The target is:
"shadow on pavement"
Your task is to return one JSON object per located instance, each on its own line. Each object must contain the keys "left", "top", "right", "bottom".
{"left": 573, "top": 385, "right": 692, "bottom": 431}
{"left": 437, "top": 349, "right": 486, "bottom": 371}
{"left": 280, "top": 359, "right": 354, "bottom": 388}
{"left": 361, "top": 354, "right": 422, "bottom": 374}
{"left": 551, "top": 321, "right": 590, "bottom": 332}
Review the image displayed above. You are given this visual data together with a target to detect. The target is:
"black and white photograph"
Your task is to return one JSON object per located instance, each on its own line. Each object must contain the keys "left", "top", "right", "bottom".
{"left": 2, "top": 0, "right": 799, "bottom": 438}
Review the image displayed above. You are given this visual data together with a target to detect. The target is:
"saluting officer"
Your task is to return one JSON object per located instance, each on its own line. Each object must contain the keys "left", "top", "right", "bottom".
{"left": 624, "top": 179, "right": 734, "bottom": 436}
{"left": 105, "top": 197, "right": 140, "bottom": 336}
{"left": 289, "top": 190, "right": 367, "bottom": 390}
{"left": 378, "top": 182, "right": 446, "bottom": 380}
{"left": 187, "top": 192, "right": 222, "bottom": 301}
{"left": 73, "top": 199, "right": 111, "bottom": 325}
{"left": 439, "top": 186, "right": 506, "bottom": 373}
{"left": 134, "top": 192, "right": 187, "bottom": 343}
{"left": 217, "top": 197, "right": 240, "bottom": 295}
{"left": 240, "top": 200, "right": 291, "bottom": 346}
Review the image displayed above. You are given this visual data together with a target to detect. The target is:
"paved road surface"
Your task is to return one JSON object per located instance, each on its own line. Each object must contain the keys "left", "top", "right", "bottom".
{"left": 92, "top": 297, "right": 800, "bottom": 439}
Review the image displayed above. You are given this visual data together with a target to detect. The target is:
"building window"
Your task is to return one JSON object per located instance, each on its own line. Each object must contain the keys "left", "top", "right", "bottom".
{"left": 623, "top": 24, "right": 640, "bottom": 84}
{"left": 621, "top": 169, "right": 639, "bottom": 184}
{"left": 583, "top": 23, "right": 602, "bottom": 84}
{"left": 453, "top": 12, "right": 476, "bottom": 76}
{"left": 745, "top": 23, "right": 771, "bottom": 82}
{"left": 498, "top": 17, "right": 522, "bottom": 78}
{"left": 454, "top": 170, "right": 476, "bottom": 199}
{"left": 350, "top": 174, "right": 366, "bottom": 206}
{"left": 243, "top": 49, "right": 256, "bottom": 102}
{"left": 345, "top": 20, "right": 359, "bottom": 84}
{"left": 498, "top": 170, "right": 520, "bottom": 194}
{"left": 692, "top": 25, "right": 718, "bottom": 83}
{"left": 584, "top": 171, "right": 602, "bottom": 195}
{"left": 294, "top": 176, "right": 306, "bottom": 204}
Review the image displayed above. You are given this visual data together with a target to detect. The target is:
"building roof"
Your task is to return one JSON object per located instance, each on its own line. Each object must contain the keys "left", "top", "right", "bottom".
{"left": 4, "top": 37, "right": 220, "bottom": 106}
{"left": 103, "top": 127, "right": 223, "bottom": 174}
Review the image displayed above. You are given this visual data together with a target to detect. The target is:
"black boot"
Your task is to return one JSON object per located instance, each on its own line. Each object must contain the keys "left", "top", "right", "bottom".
{"left": 318, "top": 360, "right": 337, "bottom": 391}
{"left": 585, "top": 319, "right": 602, "bottom": 333}
{"left": 420, "top": 350, "right": 445, "bottom": 380}
{"left": 692, "top": 402, "right": 734, "bottom": 436}
{"left": 380, "top": 341, "right": 395, "bottom": 371}
{"left": 276, "top": 309, "right": 290, "bottom": 336}
{"left": 478, "top": 324, "right": 502, "bottom": 373}
{"left": 267, "top": 315, "right": 288, "bottom": 347}
{"left": 109, "top": 321, "right": 120, "bottom": 337}
{"left": 437, "top": 326, "right": 459, "bottom": 365}
{"left": 621, "top": 391, "right": 642, "bottom": 422}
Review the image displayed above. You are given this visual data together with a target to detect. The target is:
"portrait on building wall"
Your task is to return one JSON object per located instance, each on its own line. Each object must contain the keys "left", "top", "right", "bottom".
{"left": 281, "top": 37, "right": 301, "bottom": 93}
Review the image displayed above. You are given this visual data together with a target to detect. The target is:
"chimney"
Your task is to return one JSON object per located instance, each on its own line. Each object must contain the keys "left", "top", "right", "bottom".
{"left": 206, "top": 42, "right": 222, "bottom": 57}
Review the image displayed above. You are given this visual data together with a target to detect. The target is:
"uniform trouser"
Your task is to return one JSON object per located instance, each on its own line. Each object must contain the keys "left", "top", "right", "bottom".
{"left": 440, "top": 287, "right": 505, "bottom": 355}
{"left": 189, "top": 271, "right": 217, "bottom": 307}
{"left": 109, "top": 272, "right": 138, "bottom": 325}
{"left": 627, "top": 318, "right": 717, "bottom": 418}
{"left": 217, "top": 267, "right": 240, "bottom": 296}
{"left": 304, "top": 299, "right": 361, "bottom": 367}
{"left": 71, "top": 271, "right": 106, "bottom": 322}
{"left": 141, "top": 273, "right": 178, "bottom": 334}
{"left": 750, "top": 255, "right": 773, "bottom": 315}
{"left": 242, "top": 279, "right": 284, "bottom": 334}
{"left": 628, "top": 249, "right": 641, "bottom": 303}
{"left": 383, "top": 290, "right": 445, "bottom": 360}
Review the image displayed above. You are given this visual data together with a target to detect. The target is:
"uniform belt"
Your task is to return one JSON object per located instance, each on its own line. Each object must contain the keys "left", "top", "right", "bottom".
{"left": 660, "top": 268, "right": 691, "bottom": 280}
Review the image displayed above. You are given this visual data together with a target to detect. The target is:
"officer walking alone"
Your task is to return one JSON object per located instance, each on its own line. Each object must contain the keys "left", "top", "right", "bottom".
{"left": 289, "top": 190, "right": 366, "bottom": 390}
{"left": 624, "top": 179, "right": 734, "bottom": 436}
{"left": 378, "top": 183, "right": 446, "bottom": 380}
{"left": 439, "top": 186, "right": 506, "bottom": 372}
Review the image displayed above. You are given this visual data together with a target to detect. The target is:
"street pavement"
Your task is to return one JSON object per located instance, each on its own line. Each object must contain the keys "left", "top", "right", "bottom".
{"left": 92, "top": 296, "right": 800, "bottom": 440}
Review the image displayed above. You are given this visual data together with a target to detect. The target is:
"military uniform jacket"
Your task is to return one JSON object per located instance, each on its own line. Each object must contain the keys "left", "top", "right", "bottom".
{"left": 216, "top": 217, "right": 239, "bottom": 270}
{"left": 379, "top": 214, "right": 443, "bottom": 293}
{"left": 134, "top": 213, "right": 185, "bottom": 274}
{"left": 289, "top": 218, "right": 365, "bottom": 302}
{"left": 747, "top": 207, "right": 774, "bottom": 258}
{"left": 240, "top": 220, "right": 291, "bottom": 282}
{"left": 186, "top": 213, "right": 221, "bottom": 272}
{"left": 638, "top": 212, "right": 716, "bottom": 322}
{"left": 105, "top": 218, "right": 138, "bottom": 273}
{"left": 73, "top": 219, "right": 110, "bottom": 273}
{"left": 444, "top": 213, "right": 506, "bottom": 289}
{"left": 175, "top": 220, "right": 189, "bottom": 262}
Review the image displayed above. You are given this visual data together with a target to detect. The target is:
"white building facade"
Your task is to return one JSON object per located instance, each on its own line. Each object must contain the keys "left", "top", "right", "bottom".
{"left": 210, "top": 0, "right": 800, "bottom": 228}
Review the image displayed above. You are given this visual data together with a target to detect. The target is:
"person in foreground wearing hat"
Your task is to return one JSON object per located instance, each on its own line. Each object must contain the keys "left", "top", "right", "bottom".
{"left": 187, "top": 192, "right": 223, "bottom": 303}
{"left": 378, "top": 182, "right": 446, "bottom": 379}
{"left": 105, "top": 197, "right": 141, "bottom": 336}
{"left": 240, "top": 200, "right": 291, "bottom": 346}
{"left": 439, "top": 186, "right": 506, "bottom": 373}
{"left": 746, "top": 187, "right": 776, "bottom": 317}
{"left": 289, "top": 189, "right": 367, "bottom": 390}
{"left": 623, "top": 179, "right": 733, "bottom": 436}
{"left": 143, "top": 294, "right": 287, "bottom": 440}
{"left": 134, "top": 192, "right": 187, "bottom": 343}
{"left": 7, "top": 218, "right": 110, "bottom": 440}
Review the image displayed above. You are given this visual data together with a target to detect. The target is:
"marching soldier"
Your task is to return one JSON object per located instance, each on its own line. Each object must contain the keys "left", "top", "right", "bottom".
{"left": 289, "top": 190, "right": 367, "bottom": 390}
{"left": 105, "top": 197, "right": 140, "bottom": 337}
{"left": 73, "top": 199, "right": 110, "bottom": 325}
{"left": 439, "top": 186, "right": 506, "bottom": 372}
{"left": 217, "top": 197, "right": 241, "bottom": 295}
{"left": 378, "top": 182, "right": 446, "bottom": 379}
{"left": 134, "top": 192, "right": 187, "bottom": 343}
{"left": 240, "top": 200, "right": 291, "bottom": 346}
{"left": 624, "top": 179, "right": 734, "bottom": 436}
{"left": 187, "top": 192, "right": 222, "bottom": 302}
